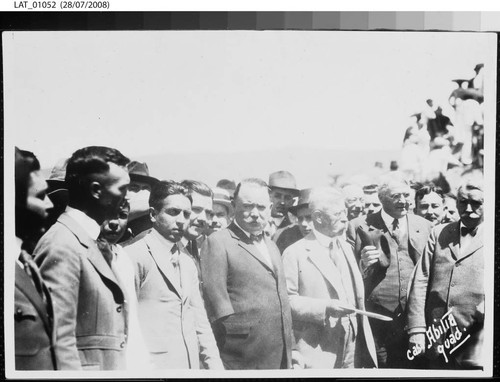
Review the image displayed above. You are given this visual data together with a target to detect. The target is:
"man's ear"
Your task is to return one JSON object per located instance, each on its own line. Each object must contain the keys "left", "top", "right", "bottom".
{"left": 149, "top": 207, "right": 157, "bottom": 223}
{"left": 90, "top": 181, "right": 102, "bottom": 200}
{"left": 311, "top": 210, "right": 322, "bottom": 225}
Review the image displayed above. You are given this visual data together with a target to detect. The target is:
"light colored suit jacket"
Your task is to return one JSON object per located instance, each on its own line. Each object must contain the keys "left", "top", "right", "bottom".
{"left": 34, "top": 212, "right": 128, "bottom": 370}
{"left": 125, "top": 230, "right": 223, "bottom": 370}
{"left": 407, "top": 221, "right": 484, "bottom": 368}
{"left": 282, "top": 232, "right": 377, "bottom": 368}
{"left": 201, "top": 223, "right": 293, "bottom": 370}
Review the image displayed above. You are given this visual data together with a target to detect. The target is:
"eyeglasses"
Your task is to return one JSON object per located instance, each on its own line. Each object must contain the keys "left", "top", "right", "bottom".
{"left": 389, "top": 193, "right": 412, "bottom": 201}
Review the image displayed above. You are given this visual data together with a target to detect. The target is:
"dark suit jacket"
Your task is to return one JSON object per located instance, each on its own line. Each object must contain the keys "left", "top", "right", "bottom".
{"left": 34, "top": 212, "right": 128, "bottom": 370}
{"left": 346, "top": 211, "right": 432, "bottom": 314}
{"left": 15, "top": 261, "right": 57, "bottom": 370}
{"left": 407, "top": 222, "right": 484, "bottom": 368}
{"left": 200, "top": 222, "right": 293, "bottom": 370}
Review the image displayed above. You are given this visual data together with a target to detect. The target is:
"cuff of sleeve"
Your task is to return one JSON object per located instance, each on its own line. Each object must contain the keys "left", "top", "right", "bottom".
{"left": 407, "top": 327, "right": 426, "bottom": 335}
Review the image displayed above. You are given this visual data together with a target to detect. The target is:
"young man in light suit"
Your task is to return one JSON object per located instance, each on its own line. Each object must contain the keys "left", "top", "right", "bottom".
{"left": 125, "top": 180, "right": 223, "bottom": 370}
{"left": 34, "top": 146, "right": 131, "bottom": 370}
{"left": 282, "top": 187, "right": 377, "bottom": 369}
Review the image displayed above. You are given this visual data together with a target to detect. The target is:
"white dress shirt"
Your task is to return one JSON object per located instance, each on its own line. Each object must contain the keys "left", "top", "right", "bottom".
{"left": 234, "top": 221, "right": 274, "bottom": 269}
{"left": 381, "top": 208, "right": 408, "bottom": 237}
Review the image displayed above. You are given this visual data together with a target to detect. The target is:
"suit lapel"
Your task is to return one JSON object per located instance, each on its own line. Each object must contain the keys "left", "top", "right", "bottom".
{"left": 407, "top": 215, "right": 428, "bottom": 262}
{"left": 446, "top": 222, "right": 461, "bottom": 260}
{"left": 15, "top": 263, "right": 51, "bottom": 333}
{"left": 304, "top": 235, "right": 345, "bottom": 298}
{"left": 229, "top": 223, "right": 276, "bottom": 274}
{"left": 455, "top": 222, "right": 483, "bottom": 262}
{"left": 58, "top": 212, "right": 124, "bottom": 296}
{"left": 145, "top": 233, "right": 182, "bottom": 298}
{"left": 338, "top": 239, "right": 365, "bottom": 306}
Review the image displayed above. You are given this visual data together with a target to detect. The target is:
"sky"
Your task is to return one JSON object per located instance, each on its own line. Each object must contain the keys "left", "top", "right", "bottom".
{"left": 3, "top": 30, "right": 496, "bottom": 186}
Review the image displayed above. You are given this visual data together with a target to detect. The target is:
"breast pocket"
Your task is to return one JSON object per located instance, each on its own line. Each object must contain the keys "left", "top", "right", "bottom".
{"left": 15, "top": 301, "right": 44, "bottom": 356}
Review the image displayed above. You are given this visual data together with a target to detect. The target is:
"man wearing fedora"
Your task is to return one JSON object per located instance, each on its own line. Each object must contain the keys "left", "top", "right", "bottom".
{"left": 267, "top": 171, "right": 299, "bottom": 241}
{"left": 276, "top": 188, "right": 314, "bottom": 254}
{"left": 120, "top": 161, "right": 159, "bottom": 245}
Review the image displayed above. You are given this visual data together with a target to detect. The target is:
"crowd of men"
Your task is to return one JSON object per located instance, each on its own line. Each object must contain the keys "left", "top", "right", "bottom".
{"left": 14, "top": 144, "right": 485, "bottom": 372}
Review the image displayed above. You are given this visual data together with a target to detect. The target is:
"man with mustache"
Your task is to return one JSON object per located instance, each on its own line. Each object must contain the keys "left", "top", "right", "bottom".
{"left": 407, "top": 178, "right": 485, "bottom": 369}
{"left": 346, "top": 178, "right": 432, "bottom": 368}
{"left": 201, "top": 178, "right": 293, "bottom": 369}
{"left": 205, "top": 187, "right": 233, "bottom": 236}
{"left": 126, "top": 181, "right": 222, "bottom": 370}
{"left": 267, "top": 171, "right": 299, "bottom": 241}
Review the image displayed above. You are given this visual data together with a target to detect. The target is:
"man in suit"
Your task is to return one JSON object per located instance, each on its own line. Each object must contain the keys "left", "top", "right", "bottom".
{"left": 276, "top": 188, "right": 313, "bottom": 254}
{"left": 407, "top": 179, "right": 485, "bottom": 369}
{"left": 346, "top": 178, "right": 432, "bottom": 368}
{"left": 205, "top": 187, "right": 233, "bottom": 236}
{"left": 283, "top": 187, "right": 377, "bottom": 369}
{"left": 180, "top": 180, "right": 214, "bottom": 275}
{"left": 125, "top": 180, "right": 223, "bottom": 370}
{"left": 14, "top": 147, "right": 56, "bottom": 370}
{"left": 34, "top": 146, "right": 131, "bottom": 370}
{"left": 342, "top": 184, "right": 366, "bottom": 221}
{"left": 267, "top": 171, "right": 299, "bottom": 240}
{"left": 414, "top": 184, "right": 445, "bottom": 227}
{"left": 119, "top": 161, "right": 159, "bottom": 244}
{"left": 201, "top": 178, "right": 293, "bottom": 369}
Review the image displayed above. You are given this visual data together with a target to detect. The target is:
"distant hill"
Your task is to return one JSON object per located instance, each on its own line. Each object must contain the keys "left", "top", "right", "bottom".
{"left": 134, "top": 147, "right": 402, "bottom": 188}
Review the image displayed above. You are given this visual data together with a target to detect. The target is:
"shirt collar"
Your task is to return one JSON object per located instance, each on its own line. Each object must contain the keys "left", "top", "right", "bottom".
{"left": 152, "top": 228, "right": 177, "bottom": 253}
{"left": 381, "top": 208, "right": 405, "bottom": 230}
{"left": 460, "top": 221, "right": 483, "bottom": 236}
{"left": 65, "top": 206, "right": 101, "bottom": 240}
{"left": 272, "top": 216, "right": 285, "bottom": 227}
{"left": 234, "top": 220, "right": 262, "bottom": 239}
{"left": 312, "top": 228, "right": 338, "bottom": 248}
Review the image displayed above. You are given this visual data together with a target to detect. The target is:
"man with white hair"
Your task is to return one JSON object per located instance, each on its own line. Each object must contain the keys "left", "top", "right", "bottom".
{"left": 346, "top": 178, "right": 432, "bottom": 368}
{"left": 342, "top": 184, "right": 365, "bottom": 221}
{"left": 283, "top": 187, "right": 377, "bottom": 368}
{"left": 407, "top": 178, "right": 485, "bottom": 369}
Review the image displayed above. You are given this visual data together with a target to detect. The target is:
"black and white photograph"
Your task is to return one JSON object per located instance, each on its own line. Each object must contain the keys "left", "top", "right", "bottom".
{"left": 3, "top": 17, "right": 496, "bottom": 379}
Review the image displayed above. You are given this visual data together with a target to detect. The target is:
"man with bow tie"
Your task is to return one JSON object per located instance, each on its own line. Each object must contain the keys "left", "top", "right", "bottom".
{"left": 346, "top": 178, "right": 432, "bottom": 368}
{"left": 282, "top": 187, "right": 377, "bottom": 369}
{"left": 125, "top": 180, "right": 222, "bottom": 370}
{"left": 201, "top": 178, "right": 293, "bottom": 369}
{"left": 407, "top": 178, "right": 485, "bottom": 369}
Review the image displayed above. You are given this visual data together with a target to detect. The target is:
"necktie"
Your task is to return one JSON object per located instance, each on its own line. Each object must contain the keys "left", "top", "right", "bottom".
{"left": 392, "top": 218, "right": 401, "bottom": 243}
{"left": 188, "top": 240, "right": 199, "bottom": 260}
{"left": 171, "top": 244, "right": 180, "bottom": 267}
{"left": 97, "top": 239, "right": 114, "bottom": 267}
{"left": 461, "top": 226, "right": 477, "bottom": 237}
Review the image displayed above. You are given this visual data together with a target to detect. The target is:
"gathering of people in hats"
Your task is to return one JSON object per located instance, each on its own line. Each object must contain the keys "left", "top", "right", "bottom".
{"left": 13, "top": 63, "right": 486, "bottom": 372}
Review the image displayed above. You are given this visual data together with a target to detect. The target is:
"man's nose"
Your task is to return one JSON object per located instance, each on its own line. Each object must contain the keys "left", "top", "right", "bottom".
{"left": 465, "top": 203, "right": 473, "bottom": 212}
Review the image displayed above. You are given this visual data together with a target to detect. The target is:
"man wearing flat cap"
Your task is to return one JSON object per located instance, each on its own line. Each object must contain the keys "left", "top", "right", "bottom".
{"left": 267, "top": 171, "right": 299, "bottom": 241}
{"left": 120, "top": 161, "right": 159, "bottom": 245}
{"left": 276, "top": 188, "right": 314, "bottom": 254}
